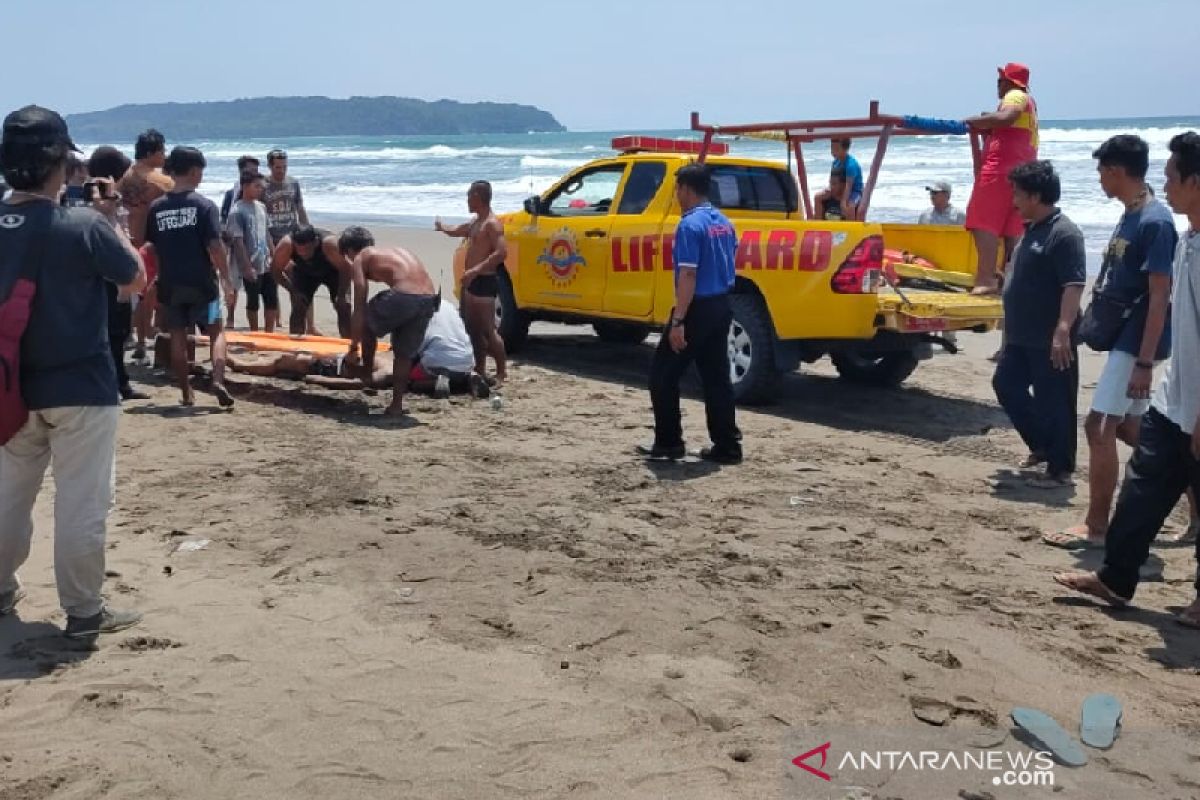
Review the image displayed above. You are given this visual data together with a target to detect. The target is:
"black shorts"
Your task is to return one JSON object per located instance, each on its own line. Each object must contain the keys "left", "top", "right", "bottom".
{"left": 366, "top": 290, "right": 440, "bottom": 359}
{"left": 466, "top": 273, "right": 499, "bottom": 298}
{"left": 244, "top": 273, "right": 279, "bottom": 312}
{"left": 292, "top": 264, "right": 342, "bottom": 305}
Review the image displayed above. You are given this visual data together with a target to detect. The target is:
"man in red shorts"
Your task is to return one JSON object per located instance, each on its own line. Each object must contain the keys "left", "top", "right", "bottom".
{"left": 964, "top": 62, "right": 1040, "bottom": 294}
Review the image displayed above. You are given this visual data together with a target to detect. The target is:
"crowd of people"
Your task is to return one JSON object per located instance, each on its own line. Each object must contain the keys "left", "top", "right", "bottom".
{"left": 1, "top": 74, "right": 1198, "bottom": 640}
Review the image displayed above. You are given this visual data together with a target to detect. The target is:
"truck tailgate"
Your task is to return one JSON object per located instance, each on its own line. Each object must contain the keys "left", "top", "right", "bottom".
{"left": 876, "top": 289, "right": 1003, "bottom": 333}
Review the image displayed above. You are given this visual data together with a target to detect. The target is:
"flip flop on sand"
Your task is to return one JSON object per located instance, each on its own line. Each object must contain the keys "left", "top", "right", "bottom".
{"left": 1011, "top": 707, "right": 1088, "bottom": 767}
{"left": 1027, "top": 472, "right": 1074, "bottom": 489}
{"left": 1052, "top": 571, "right": 1131, "bottom": 608}
{"left": 1177, "top": 603, "right": 1200, "bottom": 630}
{"left": 1042, "top": 525, "right": 1105, "bottom": 550}
{"left": 1160, "top": 519, "right": 1199, "bottom": 548}
{"left": 1019, "top": 453, "right": 1048, "bottom": 470}
{"left": 1079, "top": 693, "right": 1122, "bottom": 750}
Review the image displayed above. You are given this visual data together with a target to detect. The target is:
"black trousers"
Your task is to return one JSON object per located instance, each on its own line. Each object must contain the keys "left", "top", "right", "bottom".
{"left": 1099, "top": 408, "right": 1200, "bottom": 600}
{"left": 649, "top": 294, "right": 739, "bottom": 451}
{"left": 106, "top": 282, "right": 132, "bottom": 390}
{"left": 992, "top": 343, "right": 1079, "bottom": 475}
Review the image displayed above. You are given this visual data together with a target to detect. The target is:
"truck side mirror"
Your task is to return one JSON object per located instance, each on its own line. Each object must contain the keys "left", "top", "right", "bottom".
{"left": 523, "top": 195, "right": 541, "bottom": 217}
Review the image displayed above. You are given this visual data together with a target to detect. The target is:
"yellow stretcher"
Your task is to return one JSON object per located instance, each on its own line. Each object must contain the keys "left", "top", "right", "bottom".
{"left": 223, "top": 331, "right": 390, "bottom": 355}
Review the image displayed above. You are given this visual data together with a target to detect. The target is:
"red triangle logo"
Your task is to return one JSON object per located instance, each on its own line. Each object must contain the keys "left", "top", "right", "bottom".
{"left": 792, "top": 741, "right": 832, "bottom": 781}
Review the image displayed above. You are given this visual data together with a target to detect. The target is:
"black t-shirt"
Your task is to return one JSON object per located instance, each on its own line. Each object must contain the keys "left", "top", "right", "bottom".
{"left": 1003, "top": 209, "right": 1088, "bottom": 349}
{"left": 145, "top": 190, "right": 221, "bottom": 303}
{"left": 0, "top": 199, "right": 139, "bottom": 409}
{"left": 293, "top": 228, "right": 336, "bottom": 277}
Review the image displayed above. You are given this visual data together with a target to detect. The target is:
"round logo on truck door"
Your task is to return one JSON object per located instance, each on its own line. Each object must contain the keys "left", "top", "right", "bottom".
{"left": 537, "top": 228, "right": 586, "bottom": 287}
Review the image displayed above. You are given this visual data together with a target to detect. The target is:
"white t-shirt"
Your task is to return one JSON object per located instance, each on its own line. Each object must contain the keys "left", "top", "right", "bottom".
{"left": 1152, "top": 229, "right": 1200, "bottom": 434}
{"left": 418, "top": 302, "right": 475, "bottom": 373}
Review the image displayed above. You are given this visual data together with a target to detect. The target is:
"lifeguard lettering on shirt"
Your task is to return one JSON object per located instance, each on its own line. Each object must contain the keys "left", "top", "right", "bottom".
{"left": 611, "top": 230, "right": 833, "bottom": 272}
{"left": 154, "top": 206, "right": 198, "bottom": 231}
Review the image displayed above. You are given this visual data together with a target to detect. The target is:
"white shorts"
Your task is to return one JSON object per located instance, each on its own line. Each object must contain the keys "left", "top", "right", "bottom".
{"left": 1091, "top": 350, "right": 1154, "bottom": 418}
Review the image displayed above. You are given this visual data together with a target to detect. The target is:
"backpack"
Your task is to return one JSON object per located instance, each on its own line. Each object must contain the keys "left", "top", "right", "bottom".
{"left": 0, "top": 202, "right": 48, "bottom": 445}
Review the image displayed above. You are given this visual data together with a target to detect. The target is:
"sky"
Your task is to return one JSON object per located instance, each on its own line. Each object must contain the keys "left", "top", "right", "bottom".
{"left": 3, "top": 0, "right": 1192, "bottom": 132}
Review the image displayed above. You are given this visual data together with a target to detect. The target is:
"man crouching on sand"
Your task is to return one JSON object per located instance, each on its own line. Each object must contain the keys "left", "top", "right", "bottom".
{"left": 341, "top": 226, "right": 441, "bottom": 416}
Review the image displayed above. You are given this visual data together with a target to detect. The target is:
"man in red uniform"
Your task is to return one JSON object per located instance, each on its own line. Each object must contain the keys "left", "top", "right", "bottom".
{"left": 964, "top": 63, "right": 1040, "bottom": 294}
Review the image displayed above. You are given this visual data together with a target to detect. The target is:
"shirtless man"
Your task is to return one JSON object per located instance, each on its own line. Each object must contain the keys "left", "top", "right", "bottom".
{"left": 118, "top": 129, "right": 174, "bottom": 359}
{"left": 272, "top": 225, "right": 352, "bottom": 336}
{"left": 341, "top": 226, "right": 441, "bottom": 416}
{"left": 435, "top": 180, "right": 508, "bottom": 385}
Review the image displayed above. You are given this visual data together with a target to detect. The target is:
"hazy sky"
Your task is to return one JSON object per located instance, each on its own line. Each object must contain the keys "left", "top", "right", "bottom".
{"left": 4, "top": 0, "right": 1190, "bottom": 131}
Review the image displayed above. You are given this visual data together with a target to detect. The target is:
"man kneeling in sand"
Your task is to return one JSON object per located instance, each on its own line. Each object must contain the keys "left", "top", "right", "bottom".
{"left": 339, "top": 226, "right": 441, "bottom": 416}
{"left": 228, "top": 301, "right": 487, "bottom": 399}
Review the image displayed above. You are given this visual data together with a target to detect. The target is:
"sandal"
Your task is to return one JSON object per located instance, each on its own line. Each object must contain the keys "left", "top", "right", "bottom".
{"left": 1042, "top": 526, "right": 1104, "bottom": 550}
{"left": 1027, "top": 471, "right": 1074, "bottom": 489}
{"left": 1052, "top": 571, "right": 1131, "bottom": 608}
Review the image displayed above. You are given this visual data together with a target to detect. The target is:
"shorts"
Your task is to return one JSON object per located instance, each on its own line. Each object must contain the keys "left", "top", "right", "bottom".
{"left": 366, "top": 289, "right": 440, "bottom": 359}
{"left": 965, "top": 169, "right": 1024, "bottom": 239}
{"left": 244, "top": 273, "right": 279, "bottom": 312}
{"left": 1091, "top": 349, "right": 1155, "bottom": 418}
{"left": 166, "top": 298, "right": 222, "bottom": 330}
{"left": 466, "top": 273, "right": 499, "bottom": 298}
{"left": 293, "top": 264, "right": 342, "bottom": 305}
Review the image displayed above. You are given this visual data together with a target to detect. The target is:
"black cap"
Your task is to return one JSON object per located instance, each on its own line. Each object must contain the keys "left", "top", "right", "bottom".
{"left": 2, "top": 105, "right": 81, "bottom": 153}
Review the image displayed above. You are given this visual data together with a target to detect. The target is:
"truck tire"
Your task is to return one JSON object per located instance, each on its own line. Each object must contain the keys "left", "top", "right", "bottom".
{"left": 593, "top": 321, "right": 650, "bottom": 345}
{"left": 496, "top": 271, "right": 530, "bottom": 353}
{"left": 831, "top": 351, "right": 920, "bottom": 387}
{"left": 728, "top": 294, "right": 781, "bottom": 405}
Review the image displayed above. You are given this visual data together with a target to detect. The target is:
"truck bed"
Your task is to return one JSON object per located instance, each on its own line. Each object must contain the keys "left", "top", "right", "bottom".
{"left": 876, "top": 288, "right": 1003, "bottom": 333}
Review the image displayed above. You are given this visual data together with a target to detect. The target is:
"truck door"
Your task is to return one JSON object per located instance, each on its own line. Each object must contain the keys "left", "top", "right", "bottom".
{"left": 603, "top": 160, "right": 668, "bottom": 317}
{"left": 520, "top": 162, "right": 627, "bottom": 312}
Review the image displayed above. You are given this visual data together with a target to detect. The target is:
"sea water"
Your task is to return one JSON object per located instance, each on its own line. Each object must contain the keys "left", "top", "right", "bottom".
{"left": 81, "top": 116, "right": 1198, "bottom": 270}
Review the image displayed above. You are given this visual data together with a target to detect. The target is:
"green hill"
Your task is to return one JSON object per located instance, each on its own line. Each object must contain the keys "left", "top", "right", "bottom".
{"left": 66, "top": 96, "right": 565, "bottom": 140}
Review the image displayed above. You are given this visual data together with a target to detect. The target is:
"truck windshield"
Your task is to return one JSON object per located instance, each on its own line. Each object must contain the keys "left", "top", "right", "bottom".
{"left": 547, "top": 164, "right": 628, "bottom": 216}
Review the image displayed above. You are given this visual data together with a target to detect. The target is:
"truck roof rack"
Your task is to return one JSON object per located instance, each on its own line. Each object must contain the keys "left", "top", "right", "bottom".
{"left": 689, "top": 101, "right": 984, "bottom": 220}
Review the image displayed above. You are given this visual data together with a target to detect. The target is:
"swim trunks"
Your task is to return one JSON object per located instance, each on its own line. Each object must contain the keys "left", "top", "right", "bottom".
{"left": 466, "top": 273, "right": 499, "bottom": 298}
{"left": 366, "top": 289, "right": 440, "bottom": 359}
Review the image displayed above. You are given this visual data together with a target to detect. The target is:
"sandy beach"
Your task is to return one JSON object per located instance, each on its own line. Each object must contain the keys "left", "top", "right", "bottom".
{"left": 1, "top": 221, "right": 1198, "bottom": 800}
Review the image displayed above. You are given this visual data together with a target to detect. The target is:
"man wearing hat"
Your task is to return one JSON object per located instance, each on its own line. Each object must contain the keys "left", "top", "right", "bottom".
{"left": 0, "top": 105, "right": 146, "bottom": 642}
{"left": 918, "top": 180, "right": 965, "bottom": 225}
{"left": 963, "top": 62, "right": 1040, "bottom": 294}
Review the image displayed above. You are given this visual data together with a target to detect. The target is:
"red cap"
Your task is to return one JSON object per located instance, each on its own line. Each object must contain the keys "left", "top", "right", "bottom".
{"left": 997, "top": 62, "right": 1030, "bottom": 90}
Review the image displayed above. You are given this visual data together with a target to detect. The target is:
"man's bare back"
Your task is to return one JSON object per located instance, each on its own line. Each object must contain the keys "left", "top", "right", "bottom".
{"left": 359, "top": 247, "right": 437, "bottom": 295}
{"left": 119, "top": 163, "right": 173, "bottom": 245}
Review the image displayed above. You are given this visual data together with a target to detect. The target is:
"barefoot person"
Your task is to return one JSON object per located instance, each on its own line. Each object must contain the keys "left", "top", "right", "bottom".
{"left": 118, "top": 129, "right": 173, "bottom": 360}
{"left": 0, "top": 106, "right": 146, "bottom": 640}
{"left": 342, "top": 226, "right": 441, "bottom": 416}
{"left": 226, "top": 170, "right": 276, "bottom": 332}
{"left": 964, "top": 63, "right": 1040, "bottom": 293}
{"left": 991, "top": 161, "right": 1085, "bottom": 489}
{"left": 1054, "top": 132, "right": 1200, "bottom": 629}
{"left": 272, "top": 225, "right": 351, "bottom": 337}
{"left": 1044, "top": 136, "right": 1178, "bottom": 549}
{"left": 435, "top": 180, "right": 507, "bottom": 385}
{"left": 144, "top": 147, "right": 236, "bottom": 407}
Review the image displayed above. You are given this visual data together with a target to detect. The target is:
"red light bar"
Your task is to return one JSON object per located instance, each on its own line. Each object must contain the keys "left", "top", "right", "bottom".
{"left": 611, "top": 135, "right": 729, "bottom": 156}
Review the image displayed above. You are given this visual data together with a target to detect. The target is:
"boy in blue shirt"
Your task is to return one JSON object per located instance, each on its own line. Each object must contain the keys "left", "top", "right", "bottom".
{"left": 813, "top": 138, "right": 863, "bottom": 221}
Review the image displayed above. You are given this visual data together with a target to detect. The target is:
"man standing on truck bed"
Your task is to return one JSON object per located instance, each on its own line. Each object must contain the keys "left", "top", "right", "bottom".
{"left": 638, "top": 164, "right": 742, "bottom": 465}
{"left": 964, "top": 63, "right": 1039, "bottom": 294}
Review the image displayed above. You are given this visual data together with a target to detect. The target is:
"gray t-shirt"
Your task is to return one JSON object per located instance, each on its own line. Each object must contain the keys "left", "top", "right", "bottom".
{"left": 918, "top": 205, "right": 966, "bottom": 225}
{"left": 0, "top": 199, "right": 139, "bottom": 409}
{"left": 225, "top": 199, "right": 269, "bottom": 280}
{"left": 262, "top": 177, "right": 303, "bottom": 242}
{"left": 1153, "top": 230, "right": 1200, "bottom": 434}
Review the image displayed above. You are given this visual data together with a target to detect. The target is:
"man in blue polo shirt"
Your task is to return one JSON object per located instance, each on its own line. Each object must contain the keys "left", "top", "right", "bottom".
{"left": 638, "top": 163, "right": 742, "bottom": 464}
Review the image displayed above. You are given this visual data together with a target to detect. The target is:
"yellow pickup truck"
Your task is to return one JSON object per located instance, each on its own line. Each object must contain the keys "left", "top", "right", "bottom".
{"left": 457, "top": 115, "right": 1002, "bottom": 403}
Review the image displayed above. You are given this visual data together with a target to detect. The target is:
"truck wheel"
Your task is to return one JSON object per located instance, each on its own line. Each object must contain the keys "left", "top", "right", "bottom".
{"left": 593, "top": 321, "right": 650, "bottom": 345}
{"left": 831, "top": 351, "right": 920, "bottom": 387}
{"left": 728, "top": 294, "right": 781, "bottom": 405}
{"left": 496, "top": 271, "right": 530, "bottom": 353}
